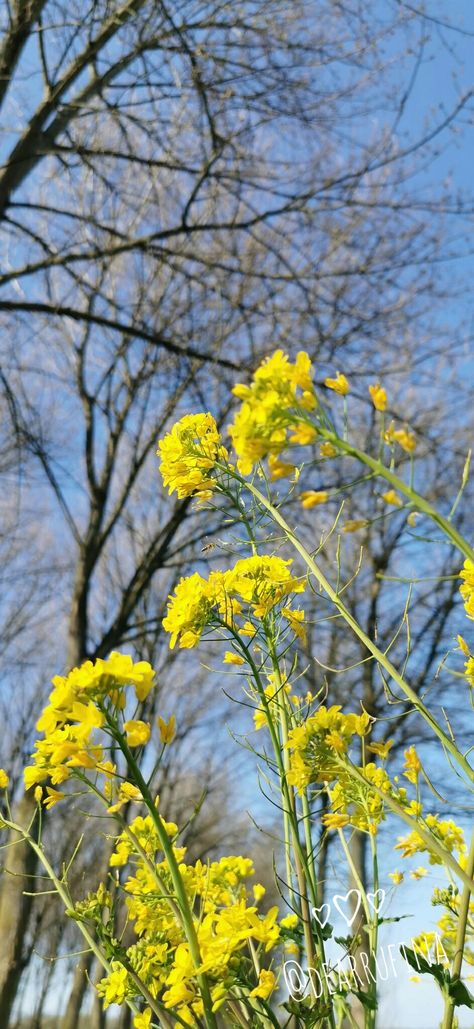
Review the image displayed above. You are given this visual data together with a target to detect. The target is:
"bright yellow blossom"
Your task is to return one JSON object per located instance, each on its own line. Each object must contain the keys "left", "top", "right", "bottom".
{"left": 369, "top": 383, "right": 387, "bottom": 411}
{"left": 250, "top": 968, "right": 276, "bottom": 1000}
{"left": 134, "top": 1009, "right": 152, "bottom": 1029}
{"left": 299, "top": 490, "right": 328, "bottom": 508}
{"left": 368, "top": 739, "right": 394, "bottom": 761}
{"left": 280, "top": 913, "right": 299, "bottom": 929}
{"left": 385, "top": 423, "right": 416, "bottom": 453}
{"left": 223, "top": 651, "right": 245, "bottom": 666}
{"left": 43, "top": 787, "right": 65, "bottom": 809}
{"left": 388, "top": 871, "right": 404, "bottom": 885}
{"left": 322, "top": 812, "right": 350, "bottom": 830}
{"left": 382, "top": 489, "right": 403, "bottom": 507}
{"left": 158, "top": 715, "right": 176, "bottom": 745}
{"left": 124, "top": 720, "right": 151, "bottom": 748}
{"left": 403, "top": 746, "right": 422, "bottom": 784}
{"left": 0, "top": 769, "right": 9, "bottom": 789}
{"left": 324, "top": 372, "right": 350, "bottom": 395}
{"left": 282, "top": 607, "right": 307, "bottom": 644}
{"left": 228, "top": 349, "right": 317, "bottom": 475}
{"left": 411, "top": 867, "right": 428, "bottom": 880}
{"left": 158, "top": 412, "right": 227, "bottom": 499}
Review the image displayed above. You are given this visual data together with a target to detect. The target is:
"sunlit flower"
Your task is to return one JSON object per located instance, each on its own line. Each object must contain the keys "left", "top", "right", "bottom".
{"left": 299, "top": 490, "right": 328, "bottom": 509}
{"left": 369, "top": 383, "right": 387, "bottom": 411}
{"left": 324, "top": 372, "right": 350, "bottom": 395}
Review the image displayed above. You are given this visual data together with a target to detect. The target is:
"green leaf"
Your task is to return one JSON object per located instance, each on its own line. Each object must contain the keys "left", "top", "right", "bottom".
{"left": 446, "top": 977, "right": 474, "bottom": 1010}
{"left": 353, "top": 989, "right": 377, "bottom": 1011}
{"left": 400, "top": 946, "right": 447, "bottom": 989}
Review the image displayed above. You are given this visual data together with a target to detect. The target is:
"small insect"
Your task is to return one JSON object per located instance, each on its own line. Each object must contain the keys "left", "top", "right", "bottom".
{"left": 201, "top": 541, "right": 217, "bottom": 553}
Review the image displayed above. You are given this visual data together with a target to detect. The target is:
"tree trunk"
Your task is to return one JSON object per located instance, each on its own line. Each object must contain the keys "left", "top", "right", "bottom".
{"left": 347, "top": 831, "right": 370, "bottom": 1029}
{"left": 0, "top": 791, "right": 39, "bottom": 1025}
{"left": 61, "top": 952, "right": 95, "bottom": 1029}
{"left": 89, "top": 956, "right": 107, "bottom": 1029}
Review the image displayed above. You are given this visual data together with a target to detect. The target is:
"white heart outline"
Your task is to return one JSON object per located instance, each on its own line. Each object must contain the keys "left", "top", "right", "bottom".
{"left": 367, "top": 889, "right": 385, "bottom": 915}
{"left": 333, "top": 889, "right": 362, "bottom": 928}
{"left": 311, "top": 903, "right": 331, "bottom": 928}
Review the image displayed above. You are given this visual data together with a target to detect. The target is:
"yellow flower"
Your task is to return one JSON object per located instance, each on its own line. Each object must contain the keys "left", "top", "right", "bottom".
{"left": 388, "top": 871, "right": 404, "bottom": 885}
{"left": 299, "top": 490, "right": 328, "bottom": 509}
{"left": 322, "top": 812, "right": 350, "bottom": 830}
{"left": 228, "top": 349, "right": 317, "bottom": 475}
{"left": 343, "top": 519, "right": 368, "bottom": 533}
{"left": 368, "top": 739, "right": 393, "bottom": 761}
{"left": 107, "top": 782, "right": 142, "bottom": 813}
{"left": 0, "top": 769, "right": 9, "bottom": 789}
{"left": 223, "top": 651, "right": 245, "bottom": 666}
{"left": 268, "top": 454, "right": 296, "bottom": 480}
{"left": 158, "top": 412, "right": 227, "bottom": 498}
{"left": 457, "top": 635, "right": 470, "bottom": 656}
{"left": 250, "top": 968, "right": 276, "bottom": 1000}
{"left": 158, "top": 715, "right": 176, "bottom": 745}
{"left": 163, "top": 572, "right": 216, "bottom": 649}
{"left": 134, "top": 1008, "right": 152, "bottom": 1029}
{"left": 393, "top": 428, "right": 416, "bottom": 453}
{"left": 253, "top": 883, "right": 266, "bottom": 902}
{"left": 124, "top": 720, "right": 151, "bottom": 748}
{"left": 382, "top": 489, "right": 403, "bottom": 507}
{"left": 280, "top": 913, "right": 299, "bottom": 929}
{"left": 97, "top": 963, "right": 129, "bottom": 1008}
{"left": 369, "top": 383, "right": 387, "bottom": 411}
{"left": 43, "top": 787, "right": 65, "bottom": 809}
{"left": 460, "top": 559, "right": 474, "bottom": 620}
{"left": 403, "top": 745, "right": 422, "bottom": 784}
{"left": 411, "top": 867, "right": 428, "bottom": 880}
{"left": 282, "top": 607, "right": 307, "bottom": 645}
{"left": 324, "top": 371, "right": 350, "bottom": 395}
{"left": 34, "top": 786, "right": 43, "bottom": 803}
{"left": 320, "top": 441, "right": 337, "bottom": 458}
{"left": 288, "top": 423, "right": 317, "bottom": 445}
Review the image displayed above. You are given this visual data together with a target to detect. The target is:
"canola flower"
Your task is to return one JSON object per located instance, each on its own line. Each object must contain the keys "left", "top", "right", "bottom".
{"left": 158, "top": 412, "right": 228, "bottom": 499}
{"left": 93, "top": 822, "right": 282, "bottom": 1025}
{"left": 369, "top": 383, "right": 387, "bottom": 412}
{"left": 163, "top": 554, "right": 304, "bottom": 650}
{"left": 324, "top": 371, "right": 350, "bottom": 395}
{"left": 460, "top": 559, "right": 474, "bottom": 621}
{"left": 228, "top": 349, "right": 317, "bottom": 475}
{"left": 24, "top": 653, "right": 156, "bottom": 798}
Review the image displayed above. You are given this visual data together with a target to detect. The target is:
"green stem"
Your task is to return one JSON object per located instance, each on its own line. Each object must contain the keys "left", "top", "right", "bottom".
{"left": 317, "top": 427, "right": 474, "bottom": 563}
{"left": 241, "top": 478, "right": 474, "bottom": 787}
{"left": 441, "top": 829, "right": 474, "bottom": 1029}
{"left": 1, "top": 819, "right": 177, "bottom": 1028}
{"left": 343, "top": 760, "right": 474, "bottom": 892}
{"left": 113, "top": 735, "right": 218, "bottom": 1029}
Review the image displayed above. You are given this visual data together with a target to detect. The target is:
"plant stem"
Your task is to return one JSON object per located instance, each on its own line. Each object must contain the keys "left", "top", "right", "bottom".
{"left": 114, "top": 738, "right": 218, "bottom": 1029}
{"left": 316, "top": 428, "right": 474, "bottom": 563}
{"left": 441, "top": 828, "right": 474, "bottom": 1029}
{"left": 1, "top": 819, "right": 177, "bottom": 1027}
{"left": 242, "top": 478, "right": 474, "bottom": 787}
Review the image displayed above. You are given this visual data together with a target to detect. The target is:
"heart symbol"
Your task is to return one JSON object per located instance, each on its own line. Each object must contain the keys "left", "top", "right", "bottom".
{"left": 333, "top": 889, "right": 362, "bottom": 928}
{"left": 367, "top": 889, "right": 385, "bottom": 915}
{"left": 311, "top": 903, "right": 331, "bottom": 928}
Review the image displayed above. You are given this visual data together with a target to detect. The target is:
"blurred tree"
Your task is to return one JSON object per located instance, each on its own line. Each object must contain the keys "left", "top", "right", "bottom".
{"left": 0, "top": 0, "right": 472, "bottom": 1025}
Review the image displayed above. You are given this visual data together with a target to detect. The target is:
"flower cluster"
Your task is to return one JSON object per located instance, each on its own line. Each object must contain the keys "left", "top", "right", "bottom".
{"left": 460, "top": 559, "right": 474, "bottom": 621}
{"left": 24, "top": 653, "right": 155, "bottom": 798}
{"left": 94, "top": 816, "right": 280, "bottom": 1025}
{"left": 158, "top": 412, "right": 228, "bottom": 500}
{"left": 163, "top": 554, "right": 304, "bottom": 649}
{"left": 395, "top": 815, "right": 466, "bottom": 865}
{"left": 286, "top": 705, "right": 372, "bottom": 792}
{"left": 228, "top": 349, "right": 317, "bottom": 475}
